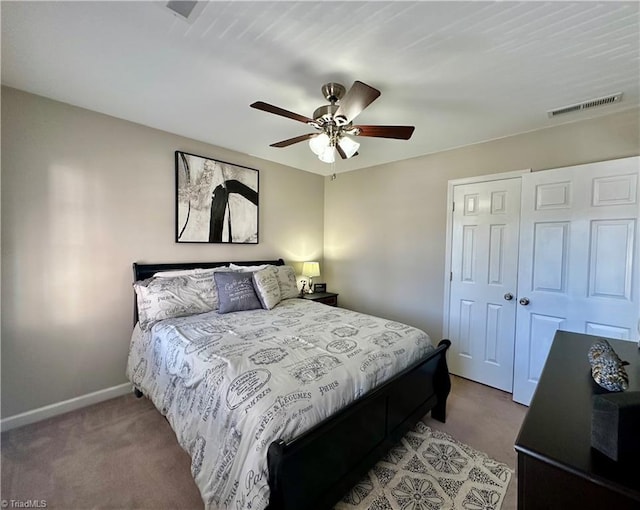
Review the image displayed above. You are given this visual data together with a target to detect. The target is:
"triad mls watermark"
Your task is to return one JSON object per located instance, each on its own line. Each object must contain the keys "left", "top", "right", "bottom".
{"left": 1, "top": 500, "right": 47, "bottom": 509}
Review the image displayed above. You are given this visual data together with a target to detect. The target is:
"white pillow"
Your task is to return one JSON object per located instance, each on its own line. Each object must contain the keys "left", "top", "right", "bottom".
{"left": 275, "top": 265, "right": 299, "bottom": 300}
{"left": 134, "top": 272, "right": 218, "bottom": 330}
{"left": 153, "top": 266, "right": 229, "bottom": 277}
{"left": 229, "top": 263, "right": 272, "bottom": 272}
{"left": 252, "top": 267, "right": 282, "bottom": 310}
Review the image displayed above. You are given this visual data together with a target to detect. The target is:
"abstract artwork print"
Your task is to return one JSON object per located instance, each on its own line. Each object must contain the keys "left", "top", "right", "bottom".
{"left": 176, "top": 151, "right": 258, "bottom": 243}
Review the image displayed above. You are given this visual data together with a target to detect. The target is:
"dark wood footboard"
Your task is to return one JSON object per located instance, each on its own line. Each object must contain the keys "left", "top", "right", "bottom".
{"left": 266, "top": 339, "right": 451, "bottom": 510}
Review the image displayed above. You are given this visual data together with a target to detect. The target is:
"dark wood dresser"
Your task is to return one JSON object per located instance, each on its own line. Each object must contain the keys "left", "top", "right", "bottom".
{"left": 515, "top": 331, "right": 640, "bottom": 509}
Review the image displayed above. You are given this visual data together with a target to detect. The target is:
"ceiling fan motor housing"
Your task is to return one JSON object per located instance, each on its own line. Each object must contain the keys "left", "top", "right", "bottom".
{"left": 313, "top": 104, "right": 339, "bottom": 125}
{"left": 321, "top": 82, "right": 346, "bottom": 103}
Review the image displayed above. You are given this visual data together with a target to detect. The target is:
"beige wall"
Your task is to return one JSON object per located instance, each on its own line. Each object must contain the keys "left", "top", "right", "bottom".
{"left": 324, "top": 108, "right": 640, "bottom": 341}
{"left": 1, "top": 87, "right": 325, "bottom": 418}
{"left": 2, "top": 85, "right": 639, "bottom": 421}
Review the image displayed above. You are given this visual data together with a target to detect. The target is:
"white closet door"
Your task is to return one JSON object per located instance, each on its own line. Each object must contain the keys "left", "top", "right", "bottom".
{"left": 448, "top": 178, "right": 521, "bottom": 392}
{"left": 513, "top": 156, "right": 640, "bottom": 405}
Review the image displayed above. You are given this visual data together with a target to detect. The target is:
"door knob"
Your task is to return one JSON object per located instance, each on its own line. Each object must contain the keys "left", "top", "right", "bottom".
{"left": 504, "top": 293, "right": 514, "bottom": 301}
{"left": 519, "top": 297, "right": 530, "bottom": 306}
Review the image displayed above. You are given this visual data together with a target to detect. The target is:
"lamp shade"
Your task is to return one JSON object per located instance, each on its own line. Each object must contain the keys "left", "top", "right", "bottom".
{"left": 309, "top": 133, "right": 330, "bottom": 156}
{"left": 302, "top": 261, "right": 320, "bottom": 278}
{"left": 338, "top": 135, "right": 360, "bottom": 158}
{"left": 318, "top": 146, "right": 335, "bottom": 163}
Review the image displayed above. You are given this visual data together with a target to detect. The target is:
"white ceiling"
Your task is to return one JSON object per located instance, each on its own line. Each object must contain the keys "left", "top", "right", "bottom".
{"left": 2, "top": 1, "right": 639, "bottom": 176}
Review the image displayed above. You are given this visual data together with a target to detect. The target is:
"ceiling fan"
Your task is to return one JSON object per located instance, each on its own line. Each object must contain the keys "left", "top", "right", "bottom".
{"left": 250, "top": 81, "right": 415, "bottom": 163}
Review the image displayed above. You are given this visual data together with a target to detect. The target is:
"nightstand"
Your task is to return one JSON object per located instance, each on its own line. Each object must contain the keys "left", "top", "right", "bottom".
{"left": 302, "top": 292, "right": 339, "bottom": 307}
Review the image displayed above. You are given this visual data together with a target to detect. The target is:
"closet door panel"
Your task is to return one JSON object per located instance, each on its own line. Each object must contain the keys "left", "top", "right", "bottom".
{"left": 513, "top": 157, "right": 640, "bottom": 406}
{"left": 448, "top": 178, "right": 521, "bottom": 392}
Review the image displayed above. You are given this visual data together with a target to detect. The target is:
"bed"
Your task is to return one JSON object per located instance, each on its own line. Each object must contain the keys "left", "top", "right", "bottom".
{"left": 127, "top": 258, "right": 451, "bottom": 510}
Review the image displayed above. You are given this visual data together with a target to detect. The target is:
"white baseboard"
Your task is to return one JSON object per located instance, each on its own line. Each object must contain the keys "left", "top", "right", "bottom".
{"left": 0, "top": 382, "right": 133, "bottom": 432}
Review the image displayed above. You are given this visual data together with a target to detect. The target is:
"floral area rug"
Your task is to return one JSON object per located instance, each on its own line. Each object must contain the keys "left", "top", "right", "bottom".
{"left": 335, "top": 422, "right": 512, "bottom": 510}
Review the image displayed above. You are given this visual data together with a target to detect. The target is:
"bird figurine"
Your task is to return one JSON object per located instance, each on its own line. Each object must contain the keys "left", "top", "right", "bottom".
{"left": 588, "top": 339, "right": 629, "bottom": 392}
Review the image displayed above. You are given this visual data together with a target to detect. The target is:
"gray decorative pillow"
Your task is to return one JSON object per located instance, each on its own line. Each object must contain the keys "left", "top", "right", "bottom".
{"left": 253, "top": 267, "right": 282, "bottom": 310}
{"left": 276, "top": 265, "right": 299, "bottom": 299}
{"left": 214, "top": 271, "right": 263, "bottom": 314}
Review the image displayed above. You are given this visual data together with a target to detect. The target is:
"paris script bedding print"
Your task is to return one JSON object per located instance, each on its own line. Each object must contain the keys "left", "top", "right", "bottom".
{"left": 126, "top": 298, "right": 435, "bottom": 510}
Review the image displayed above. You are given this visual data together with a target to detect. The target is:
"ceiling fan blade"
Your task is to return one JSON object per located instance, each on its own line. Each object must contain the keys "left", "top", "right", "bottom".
{"left": 270, "top": 133, "right": 316, "bottom": 148}
{"left": 354, "top": 125, "right": 415, "bottom": 140}
{"left": 334, "top": 81, "right": 381, "bottom": 124}
{"left": 250, "top": 101, "right": 314, "bottom": 124}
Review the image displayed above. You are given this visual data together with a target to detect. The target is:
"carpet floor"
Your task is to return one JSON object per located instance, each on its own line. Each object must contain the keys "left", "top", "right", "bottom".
{"left": 1, "top": 376, "right": 526, "bottom": 509}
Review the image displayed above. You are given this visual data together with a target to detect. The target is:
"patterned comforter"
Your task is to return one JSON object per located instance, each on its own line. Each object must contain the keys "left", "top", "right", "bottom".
{"left": 126, "top": 298, "right": 434, "bottom": 510}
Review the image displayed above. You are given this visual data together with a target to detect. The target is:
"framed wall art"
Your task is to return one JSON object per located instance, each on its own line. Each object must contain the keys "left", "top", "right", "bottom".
{"left": 175, "top": 151, "right": 259, "bottom": 243}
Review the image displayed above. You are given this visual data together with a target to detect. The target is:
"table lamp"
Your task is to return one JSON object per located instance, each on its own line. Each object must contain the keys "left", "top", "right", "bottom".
{"left": 302, "top": 261, "right": 320, "bottom": 293}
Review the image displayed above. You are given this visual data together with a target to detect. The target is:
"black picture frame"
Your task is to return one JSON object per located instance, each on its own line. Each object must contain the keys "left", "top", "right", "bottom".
{"left": 175, "top": 151, "right": 259, "bottom": 243}
{"left": 313, "top": 283, "right": 327, "bottom": 293}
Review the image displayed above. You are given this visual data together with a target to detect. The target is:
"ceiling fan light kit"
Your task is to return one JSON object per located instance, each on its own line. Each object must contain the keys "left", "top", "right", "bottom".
{"left": 309, "top": 133, "right": 359, "bottom": 163}
{"left": 250, "top": 80, "right": 415, "bottom": 164}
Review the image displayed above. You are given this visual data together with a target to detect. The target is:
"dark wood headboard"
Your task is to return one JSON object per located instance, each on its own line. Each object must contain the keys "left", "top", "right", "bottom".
{"left": 132, "top": 258, "right": 286, "bottom": 325}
